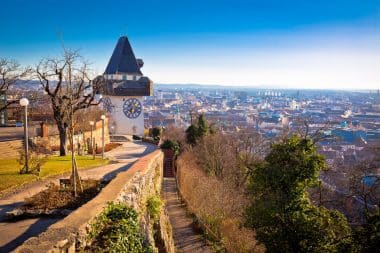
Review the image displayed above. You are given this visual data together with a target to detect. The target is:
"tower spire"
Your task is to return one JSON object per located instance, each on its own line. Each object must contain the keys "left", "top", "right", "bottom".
{"left": 104, "top": 36, "right": 142, "bottom": 75}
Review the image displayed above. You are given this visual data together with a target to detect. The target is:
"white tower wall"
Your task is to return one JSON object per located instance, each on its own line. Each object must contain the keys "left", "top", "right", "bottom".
{"left": 107, "top": 96, "right": 144, "bottom": 136}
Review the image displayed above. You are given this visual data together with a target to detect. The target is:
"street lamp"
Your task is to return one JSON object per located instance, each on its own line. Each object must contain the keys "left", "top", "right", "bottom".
{"left": 110, "top": 125, "right": 115, "bottom": 141}
{"left": 19, "top": 98, "right": 29, "bottom": 173}
{"left": 100, "top": 115, "right": 106, "bottom": 159}
{"left": 95, "top": 94, "right": 103, "bottom": 103}
{"left": 89, "top": 121, "right": 95, "bottom": 159}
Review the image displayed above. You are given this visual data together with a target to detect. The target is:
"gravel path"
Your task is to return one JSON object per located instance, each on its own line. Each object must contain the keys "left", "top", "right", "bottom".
{"left": 0, "top": 141, "right": 156, "bottom": 252}
{"left": 163, "top": 178, "right": 212, "bottom": 253}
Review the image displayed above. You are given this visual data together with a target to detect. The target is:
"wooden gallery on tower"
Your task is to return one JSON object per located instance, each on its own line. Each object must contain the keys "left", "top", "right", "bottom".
{"left": 100, "top": 36, "right": 153, "bottom": 136}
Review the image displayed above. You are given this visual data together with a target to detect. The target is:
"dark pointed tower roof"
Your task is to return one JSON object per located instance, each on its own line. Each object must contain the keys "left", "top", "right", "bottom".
{"left": 104, "top": 36, "right": 143, "bottom": 75}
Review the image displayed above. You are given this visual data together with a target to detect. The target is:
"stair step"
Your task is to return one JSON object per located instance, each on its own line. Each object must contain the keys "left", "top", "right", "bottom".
{"left": 163, "top": 149, "right": 175, "bottom": 178}
{"left": 0, "top": 140, "right": 24, "bottom": 159}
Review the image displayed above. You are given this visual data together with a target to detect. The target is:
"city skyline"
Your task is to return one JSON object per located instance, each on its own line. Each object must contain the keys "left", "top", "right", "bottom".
{"left": 1, "top": 0, "right": 379, "bottom": 90}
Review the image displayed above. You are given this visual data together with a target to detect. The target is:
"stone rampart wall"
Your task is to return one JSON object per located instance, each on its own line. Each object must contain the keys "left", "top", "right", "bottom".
{"left": 15, "top": 150, "right": 175, "bottom": 253}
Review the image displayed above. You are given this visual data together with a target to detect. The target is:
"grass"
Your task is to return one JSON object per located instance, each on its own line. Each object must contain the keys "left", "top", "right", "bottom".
{"left": 0, "top": 155, "right": 109, "bottom": 193}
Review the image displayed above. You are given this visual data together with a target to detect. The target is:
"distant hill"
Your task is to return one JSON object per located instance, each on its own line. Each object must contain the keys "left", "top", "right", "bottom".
{"left": 13, "top": 80, "right": 42, "bottom": 91}
{"left": 10, "top": 80, "right": 373, "bottom": 94}
{"left": 154, "top": 83, "right": 362, "bottom": 96}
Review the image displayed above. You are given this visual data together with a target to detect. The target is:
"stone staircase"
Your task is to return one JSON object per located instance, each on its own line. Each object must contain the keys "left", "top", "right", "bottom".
{"left": 163, "top": 178, "right": 212, "bottom": 252}
{"left": 0, "top": 140, "right": 23, "bottom": 159}
{"left": 163, "top": 149, "right": 175, "bottom": 178}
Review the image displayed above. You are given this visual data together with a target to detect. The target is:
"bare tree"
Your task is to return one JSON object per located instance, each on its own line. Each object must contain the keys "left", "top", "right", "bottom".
{"left": 36, "top": 49, "right": 103, "bottom": 157}
{"left": 195, "top": 133, "right": 238, "bottom": 178}
{"left": 36, "top": 49, "right": 104, "bottom": 196}
{"left": 308, "top": 144, "right": 380, "bottom": 224}
{"left": 235, "top": 129, "right": 269, "bottom": 185}
{"left": 291, "top": 116, "right": 337, "bottom": 143}
{"left": 348, "top": 145, "right": 380, "bottom": 215}
{"left": 73, "top": 106, "right": 103, "bottom": 132}
{"left": 162, "top": 124, "right": 186, "bottom": 146}
{"left": 0, "top": 58, "right": 31, "bottom": 112}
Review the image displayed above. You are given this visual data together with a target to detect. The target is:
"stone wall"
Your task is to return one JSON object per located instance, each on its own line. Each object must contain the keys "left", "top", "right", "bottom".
{"left": 0, "top": 140, "right": 23, "bottom": 159}
{"left": 31, "top": 118, "right": 110, "bottom": 152}
{"left": 15, "top": 150, "right": 175, "bottom": 253}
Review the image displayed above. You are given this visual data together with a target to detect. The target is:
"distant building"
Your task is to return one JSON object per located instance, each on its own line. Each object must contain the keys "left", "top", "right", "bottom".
{"left": 100, "top": 36, "right": 153, "bottom": 135}
{"left": 289, "top": 99, "right": 299, "bottom": 110}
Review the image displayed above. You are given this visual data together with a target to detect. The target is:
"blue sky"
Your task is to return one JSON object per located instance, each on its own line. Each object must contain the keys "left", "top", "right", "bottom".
{"left": 1, "top": 0, "right": 379, "bottom": 89}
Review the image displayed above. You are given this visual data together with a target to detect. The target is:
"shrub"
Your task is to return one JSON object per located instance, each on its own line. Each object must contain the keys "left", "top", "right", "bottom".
{"left": 50, "top": 145, "right": 60, "bottom": 152}
{"left": 89, "top": 202, "right": 152, "bottom": 253}
{"left": 147, "top": 196, "right": 162, "bottom": 222}
{"left": 18, "top": 149, "right": 48, "bottom": 175}
{"left": 32, "top": 139, "right": 53, "bottom": 155}
{"left": 245, "top": 136, "right": 353, "bottom": 252}
{"left": 133, "top": 135, "right": 142, "bottom": 140}
{"left": 160, "top": 139, "right": 179, "bottom": 153}
{"left": 151, "top": 127, "right": 162, "bottom": 138}
{"left": 353, "top": 211, "right": 380, "bottom": 253}
{"left": 197, "top": 114, "right": 208, "bottom": 138}
{"left": 95, "top": 142, "right": 122, "bottom": 154}
{"left": 185, "top": 124, "right": 198, "bottom": 145}
{"left": 160, "top": 139, "right": 180, "bottom": 155}
{"left": 186, "top": 114, "right": 209, "bottom": 145}
{"left": 142, "top": 137, "right": 159, "bottom": 145}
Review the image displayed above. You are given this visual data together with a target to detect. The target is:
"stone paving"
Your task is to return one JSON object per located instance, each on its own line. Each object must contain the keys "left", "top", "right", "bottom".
{"left": 163, "top": 178, "right": 212, "bottom": 253}
{"left": 0, "top": 127, "right": 26, "bottom": 142}
{"left": 0, "top": 141, "right": 156, "bottom": 252}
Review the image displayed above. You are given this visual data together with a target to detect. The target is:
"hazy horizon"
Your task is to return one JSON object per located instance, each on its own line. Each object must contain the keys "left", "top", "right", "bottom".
{"left": 153, "top": 83, "right": 379, "bottom": 92}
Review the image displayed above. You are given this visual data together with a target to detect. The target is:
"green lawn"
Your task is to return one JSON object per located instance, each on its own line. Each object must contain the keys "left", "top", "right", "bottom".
{"left": 0, "top": 156, "right": 109, "bottom": 192}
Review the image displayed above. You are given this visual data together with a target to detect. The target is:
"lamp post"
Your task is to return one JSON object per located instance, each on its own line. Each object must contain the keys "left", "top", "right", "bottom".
{"left": 19, "top": 98, "right": 29, "bottom": 173}
{"left": 110, "top": 125, "right": 114, "bottom": 141}
{"left": 100, "top": 115, "right": 106, "bottom": 159}
{"left": 89, "top": 121, "right": 95, "bottom": 159}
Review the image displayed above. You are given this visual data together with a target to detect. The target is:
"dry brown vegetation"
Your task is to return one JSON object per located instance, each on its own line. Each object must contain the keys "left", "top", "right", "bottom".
{"left": 162, "top": 124, "right": 187, "bottom": 147}
{"left": 177, "top": 142, "right": 265, "bottom": 252}
{"left": 23, "top": 179, "right": 102, "bottom": 211}
{"left": 94, "top": 142, "right": 122, "bottom": 154}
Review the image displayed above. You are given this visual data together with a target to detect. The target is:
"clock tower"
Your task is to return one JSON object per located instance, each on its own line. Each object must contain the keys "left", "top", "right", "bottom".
{"left": 100, "top": 36, "right": 153, "bottom": 136}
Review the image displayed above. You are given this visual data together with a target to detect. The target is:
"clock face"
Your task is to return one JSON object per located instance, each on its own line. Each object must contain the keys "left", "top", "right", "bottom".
{"left": 123, "top": 98, "right": 142, "bottom": 119}
{"left": 102, "top": 97, "right": 114, "bottom": 113}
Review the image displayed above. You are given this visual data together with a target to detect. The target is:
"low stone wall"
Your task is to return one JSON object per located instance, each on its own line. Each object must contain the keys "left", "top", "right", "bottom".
{"left": 15, "top": 150, "right": 175, "bottom": 253}
{"left": 0, "top": 140, "right": 23, "bottom": 159}
{"left": 32, "top": 119, "right": 110, "bottom": 152}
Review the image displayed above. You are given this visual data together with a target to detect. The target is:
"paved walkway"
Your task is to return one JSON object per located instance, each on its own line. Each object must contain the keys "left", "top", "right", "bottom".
{"left": 163, "top": 178, "right": 212, "bottom": 253}
{"left": 0, "top": 127, "right": 27, "bottom": 142}
{"left": 0, "top": 141, "right": 156, "bottom": 252}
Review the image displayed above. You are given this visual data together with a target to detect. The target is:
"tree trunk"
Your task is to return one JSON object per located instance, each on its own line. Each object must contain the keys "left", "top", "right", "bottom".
{"left": 58, "top": 124, "right": 67, "bottom": 156}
